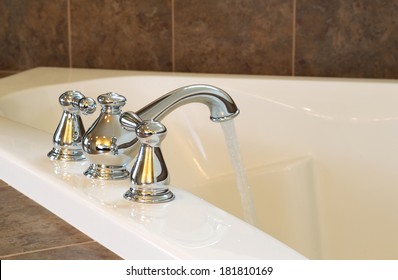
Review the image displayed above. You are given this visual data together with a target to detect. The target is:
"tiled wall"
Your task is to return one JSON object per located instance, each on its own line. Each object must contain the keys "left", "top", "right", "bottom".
{"left": 1, "top": 0, "right": 398, "bottom": 79}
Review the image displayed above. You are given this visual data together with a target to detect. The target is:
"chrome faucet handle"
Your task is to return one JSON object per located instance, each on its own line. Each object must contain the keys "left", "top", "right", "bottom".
{"left": 124, "top": 118, "right": 174, "bottom": 203}
{"left": 78, "top": 96, "right": 97, "bottom": 115}
{"left": 47, "top": 90, "right": 96, "bottom": 161}
{"left": 58, "top": 90, "right": 96, "bottom": 114}
{"left": 119, "top": 111, "right": 143, "bottom": 131}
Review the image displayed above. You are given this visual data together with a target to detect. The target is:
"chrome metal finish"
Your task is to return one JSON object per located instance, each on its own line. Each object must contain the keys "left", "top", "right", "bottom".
{"left": 120, "top": 84, "right": 239, "bottom": 203}
{"left": 119, "top": 111, "right": 142, "bottom": 131}
{"left": 120, "top": 84, "right": 240, "bottom": 155}
{"left": 84, "top": 164, "right": 130, "bottom": 180}
{"left": 124, "top": 188, "right": 175, "bottom": 204}
{"left": 133, "top": 84, "right": 240, "bottom": 123}
{"left": 47, "top": 90, "right": 96, "bottom": 161}
{"left": 124, "top": 118, "right": 174, "bottom": 203}
{"left": 82, "top": 92, "right": 135, "bottom": 180}
{"left": 49, "top": 85, "right": 239, "bottom": 199}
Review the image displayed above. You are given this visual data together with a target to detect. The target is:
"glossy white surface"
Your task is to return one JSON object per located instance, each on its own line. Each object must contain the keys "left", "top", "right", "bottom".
{"left": 0, "top": 68, "right": 304, "bottom": 260}
{"left": 1, "top": 67, "right": 398, "bottom": 259}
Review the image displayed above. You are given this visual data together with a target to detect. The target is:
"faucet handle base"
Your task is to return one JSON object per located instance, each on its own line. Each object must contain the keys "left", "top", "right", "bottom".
{"left": 124, "top": 187, "right": 174, "bottom": 203}
{"left": 47, "top": 147, "right": 86, "bottom": 161}
{"left": 83, "top": 164, "right": 129, "bottom": 180}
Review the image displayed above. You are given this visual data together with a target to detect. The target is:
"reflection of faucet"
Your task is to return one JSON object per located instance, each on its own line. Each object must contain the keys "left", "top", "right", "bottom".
{"left": 120, "top": 84, "right": 240, "bottom": 203}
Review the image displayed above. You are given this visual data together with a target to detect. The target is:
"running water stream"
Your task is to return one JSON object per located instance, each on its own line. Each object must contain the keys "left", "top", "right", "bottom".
{"left": 221, "top": 120, "right": 257, "bottom": 226}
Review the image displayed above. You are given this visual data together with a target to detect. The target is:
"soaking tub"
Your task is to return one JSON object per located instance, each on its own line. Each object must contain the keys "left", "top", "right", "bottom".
{"left": 1, "top": 67, "right": 397, "bottom": 259}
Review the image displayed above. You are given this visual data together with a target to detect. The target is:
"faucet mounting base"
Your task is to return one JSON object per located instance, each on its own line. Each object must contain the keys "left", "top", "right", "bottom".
{"left": 47, "top": 147, "right": 86, "bottom": 161}
{"left": 124, "top": 187, "right": 175, "bottom": 203}
{"left": 84, "top": 164, "right": 129, "bottom": 180}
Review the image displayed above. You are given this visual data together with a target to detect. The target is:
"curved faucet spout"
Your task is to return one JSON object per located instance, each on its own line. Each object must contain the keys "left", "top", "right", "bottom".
{"left": 117, "top": 84, "right": 240, "bottom": 202}
{"left": 137, "top": 84, "right": 239, "bottom": 122}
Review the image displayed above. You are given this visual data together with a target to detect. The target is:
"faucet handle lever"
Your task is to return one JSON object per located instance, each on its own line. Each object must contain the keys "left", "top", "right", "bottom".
{"left": 78, "top": 97, "right": 96, "bottom": 115}
{"left": 48, "top": 90, "right": 96, "bottom": 161}
{"left": 120, "top": 111, "right": 144, "bottom": 131}
{"left": 124, "top": 119, "right": 174, "bottom": 203}
{"left": 58, "top": 90, "right": 96, "bottom": 114}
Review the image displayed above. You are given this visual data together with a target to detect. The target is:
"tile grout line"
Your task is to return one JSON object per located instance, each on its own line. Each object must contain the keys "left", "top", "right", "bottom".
{"left": 0, "top": 240, "right": 96, "bottom": 259}
{"left": 171, "top": 0, "right": 175, "bottom": 72}
{"left": 67, "top": 0, "right": 73, "bottom": 68}
{"left": 292, "top": 0, "right": 296, "bottom": 76}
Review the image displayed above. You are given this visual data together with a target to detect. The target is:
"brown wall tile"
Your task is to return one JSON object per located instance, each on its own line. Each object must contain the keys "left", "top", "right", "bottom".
{"left": 296, "top": 0, "right": 398, "bottom": 78}
{"left": 1, "top": 0, "right": 398, "bottom": 78}
{"left": 174, "top": 0, "right": 293, "bottom": 75}
{"left": 0, "top": 71, "right": 17, "bottom": 78}
{"left": 70, "top": 0, "right": 172, "bottom": 71}
{"left": 0, "top": 0, "right": 69, "bottom": 70}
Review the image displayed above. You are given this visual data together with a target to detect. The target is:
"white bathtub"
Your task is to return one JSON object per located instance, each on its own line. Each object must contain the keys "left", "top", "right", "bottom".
{"left": 1, "top": 67, "right": 397, "bottom": 259}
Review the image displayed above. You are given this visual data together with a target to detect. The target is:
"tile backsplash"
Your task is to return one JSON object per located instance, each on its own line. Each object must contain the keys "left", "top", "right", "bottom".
{"left": 1, "top": 0, "right": 398, "bottom": 78}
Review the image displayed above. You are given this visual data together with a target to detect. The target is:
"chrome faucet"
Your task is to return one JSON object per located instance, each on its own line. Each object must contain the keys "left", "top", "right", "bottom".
{"left": 82, "top": 92, "right": 135, "bottom": 180}
{"left": 120, "top": 84, "right": 240, "bottom": 203}
{"left": 61, "top": 84, "right": 240, "bottom": 201}
{"left": 120, "top": 84, "right": 240, "bottom": 130}
{"left": 48, "top": 90, "right": 96, "bottom": 161}
{"left": 47, "top": 85, "right": 239, "bottom": 203}
{"left": 123, "top": 112, "right": 173, "bottom": 203}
